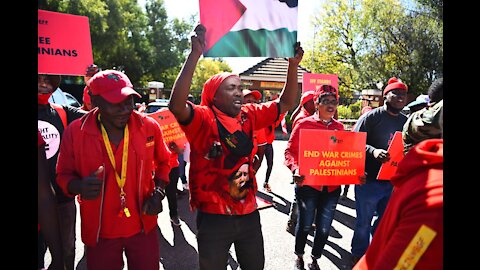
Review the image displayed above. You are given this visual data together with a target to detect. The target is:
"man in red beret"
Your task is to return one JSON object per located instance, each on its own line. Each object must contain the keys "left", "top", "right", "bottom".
{"left": 350, "top": 77, "right": 409, "bottom": 265}
{"left": 169, "top": 24, "right": 304, "bottom": 270}
{"left": 55, "top": 70, "right": 171, "bottom": 270}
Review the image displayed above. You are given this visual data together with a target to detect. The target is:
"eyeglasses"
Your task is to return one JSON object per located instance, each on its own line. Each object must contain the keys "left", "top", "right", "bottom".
{"left": 319, "top": 99, "right": 339, "bottom": 106}
{"left": 233, "top": 171, "right": 249, "bottom": 179}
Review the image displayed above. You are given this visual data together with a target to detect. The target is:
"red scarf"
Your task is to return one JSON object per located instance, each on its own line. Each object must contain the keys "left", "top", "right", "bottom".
{"left": 212, "top": 106, "right": 242, "bottom": 134}
{"left": 38, "top": 93, "right": 52, "bottom": 105}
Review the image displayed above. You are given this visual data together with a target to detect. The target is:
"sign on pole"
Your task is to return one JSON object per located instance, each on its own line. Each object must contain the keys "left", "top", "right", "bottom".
{"left": 377, "top": 131, "right": 404, "bottom": 180}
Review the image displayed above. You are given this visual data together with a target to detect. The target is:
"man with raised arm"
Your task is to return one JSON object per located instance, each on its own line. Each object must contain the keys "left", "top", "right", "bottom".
{"left": 169, "top": 24, "right": 304, "bottom": 270}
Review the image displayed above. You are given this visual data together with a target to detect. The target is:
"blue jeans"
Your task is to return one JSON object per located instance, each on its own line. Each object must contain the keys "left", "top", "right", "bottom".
{"left": 294, "top": 185, "right": 340, "bottom": 259}
{"left": 351, "top": 180, "right": 393, "bottom": 257}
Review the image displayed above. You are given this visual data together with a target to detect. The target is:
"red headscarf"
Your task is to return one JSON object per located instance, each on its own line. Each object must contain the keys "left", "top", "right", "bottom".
{"left": 200, "top": 72, "right": 238, "bottom": 107}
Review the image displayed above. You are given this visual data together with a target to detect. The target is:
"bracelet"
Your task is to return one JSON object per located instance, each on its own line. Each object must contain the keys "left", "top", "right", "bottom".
{"left": 154, "top": 186, "right": 165, "bottom": 197}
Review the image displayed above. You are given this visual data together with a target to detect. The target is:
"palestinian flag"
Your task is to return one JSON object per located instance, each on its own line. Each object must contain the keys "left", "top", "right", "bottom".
{"left": 199, "top": 0, "right": 298, "bottom": 57}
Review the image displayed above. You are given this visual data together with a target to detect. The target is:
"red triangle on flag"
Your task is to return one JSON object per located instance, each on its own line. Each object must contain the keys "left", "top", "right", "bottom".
{"left": 199, "top": 0, "right": 246, "bottom": 52}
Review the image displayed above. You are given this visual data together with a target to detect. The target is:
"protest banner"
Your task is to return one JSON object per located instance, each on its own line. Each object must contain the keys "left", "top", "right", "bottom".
{"left": 147, "top": 109, "right": 188, "bottom": 148}
{"left": 299, "top": 129, "right": 366, "bottom": 185}
{"left": 302, "top": 73, "right": 338, "bottom": 94}
{"left": 377, "top": 131, "right": 404, "bottom": 180}
{"left": 199, "top": 0, "right": 298, "bottom": 57}
{"left": 38, "top": 9, "right": 93, "bottom": 75}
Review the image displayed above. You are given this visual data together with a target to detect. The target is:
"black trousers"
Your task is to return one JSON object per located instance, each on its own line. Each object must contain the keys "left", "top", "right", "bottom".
{"left": 165, "top": 166, "right": 180, "bottom": 218}
{"left": 196, "top": 210, "right": 265, "bottom": 270}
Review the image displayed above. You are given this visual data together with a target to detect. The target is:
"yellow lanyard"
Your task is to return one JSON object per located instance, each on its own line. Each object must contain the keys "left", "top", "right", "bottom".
{"left": 98, "top": 114, "right": 131, "bottom": 217}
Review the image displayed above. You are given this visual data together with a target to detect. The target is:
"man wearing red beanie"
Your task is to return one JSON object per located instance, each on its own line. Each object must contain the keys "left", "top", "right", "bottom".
{"left": 169, "top": 24, "right": 304, "bottom": 270}
{"left": 350, "top": 77, "right": 408, "bottom": 265}
{"left": 353, "top": 91, "right": 443, "bottom": 270}
{"left": 56, "top": 70, "right": 171, "bottom": 270}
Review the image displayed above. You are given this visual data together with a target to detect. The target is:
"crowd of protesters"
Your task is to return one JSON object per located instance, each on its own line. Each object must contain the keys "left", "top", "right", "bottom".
{"left": 38, "top": 23, "right": 443, "bottom": 270}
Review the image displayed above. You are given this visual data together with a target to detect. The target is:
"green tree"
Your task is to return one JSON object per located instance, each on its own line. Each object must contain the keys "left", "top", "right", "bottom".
{"left": 304, "top": 0, "right": 442, "bottom": 97}
{"left": 38, "top": 0, "right": 194, "bottom": 89}
{"left": 191, "top": 58, "right": 232, "bottom": 94}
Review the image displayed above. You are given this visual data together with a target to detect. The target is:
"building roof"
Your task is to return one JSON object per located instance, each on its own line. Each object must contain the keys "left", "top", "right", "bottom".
{"left": 239, "top": 58, "right": 310, "bottom": 83}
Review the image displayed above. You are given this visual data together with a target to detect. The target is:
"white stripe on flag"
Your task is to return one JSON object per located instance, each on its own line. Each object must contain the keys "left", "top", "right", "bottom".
{"left": 231, "top": 0, "right": 298, "bottom": 32}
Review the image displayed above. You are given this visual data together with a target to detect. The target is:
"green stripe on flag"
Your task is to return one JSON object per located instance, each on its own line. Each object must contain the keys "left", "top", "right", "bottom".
{"left": 204, "top": 28, "right": 297, "bottom": 57}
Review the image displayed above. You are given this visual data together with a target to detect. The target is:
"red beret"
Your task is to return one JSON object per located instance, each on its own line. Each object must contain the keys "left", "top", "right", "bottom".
{"left": 314, "top": 85, "right": 338, "bottom": 102}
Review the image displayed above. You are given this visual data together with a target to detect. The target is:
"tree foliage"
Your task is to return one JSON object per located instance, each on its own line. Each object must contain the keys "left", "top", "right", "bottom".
{"left": 38, "top": 0, "right": 206, "bottom": 89}
{"left": 191, "top": 58, "right": 232, "bottom": 94}
{"left": 303, "top": 0, "right": 442, "bottom": 97}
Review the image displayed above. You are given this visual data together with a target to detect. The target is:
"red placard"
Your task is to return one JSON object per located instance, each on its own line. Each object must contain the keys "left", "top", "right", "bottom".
{"left": 302, "top": 73, "right": 338, "bottom": 93}
{"left": 147, "top": 109, "right": 188, "bottom": 148}
{"left": 38, "top": 10, "right": 93, "bottom": 75}
{"left": 299, "top": 130, "right": 366, "bottom": 185}
{"left": 377, "top": 131, "right": 404, "bottom": 180}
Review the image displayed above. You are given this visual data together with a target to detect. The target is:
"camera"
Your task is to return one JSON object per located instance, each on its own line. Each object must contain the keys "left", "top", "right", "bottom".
{"left": 205, "top": 141, "right": 223, "bottom": 160}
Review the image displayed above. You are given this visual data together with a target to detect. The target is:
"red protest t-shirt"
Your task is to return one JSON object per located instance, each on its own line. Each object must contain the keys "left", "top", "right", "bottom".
{"left": 99, "top": 141, "right": 142, "bottom": 239}
{"left": 180, "top": 101, "right": 280, "bottom": 215}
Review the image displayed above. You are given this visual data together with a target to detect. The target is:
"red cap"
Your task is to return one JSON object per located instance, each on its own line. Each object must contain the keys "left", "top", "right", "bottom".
{"left": 87, "top": 70, "right": 141, "bottom": 103}
{"left": 383, "top": 77, "right": 408, "bottom": 95}
{"left": 314, "top": 85, "right": 338, "bottom": 102}
{"left": 300, "top": 90, "right": 315, "bottom": 105}
{"left": 242, "top": 89, "right": 262, "bottom": 101}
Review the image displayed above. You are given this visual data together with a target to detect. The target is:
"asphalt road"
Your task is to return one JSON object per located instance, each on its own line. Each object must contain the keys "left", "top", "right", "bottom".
{"left": 45, "top": 140, "right": 360, "bottom": 270}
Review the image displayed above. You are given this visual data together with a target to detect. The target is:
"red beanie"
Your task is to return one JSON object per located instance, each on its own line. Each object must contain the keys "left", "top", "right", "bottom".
{"left": 200, "top": 72, "right": 238, "bottom": 107}
{"left": 383, "top": 77, "right": 408, "bottom": 95}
